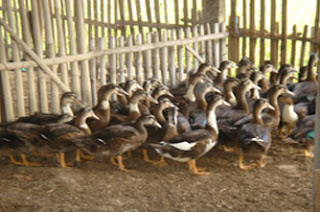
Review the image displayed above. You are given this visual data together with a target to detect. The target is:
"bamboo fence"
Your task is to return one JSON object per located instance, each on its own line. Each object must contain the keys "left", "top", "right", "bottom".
{"left": 0, "top": 0, "right": 227, "bottom": 122}
{"left": 228, "top": 0, "right": 320, "bottom": 69}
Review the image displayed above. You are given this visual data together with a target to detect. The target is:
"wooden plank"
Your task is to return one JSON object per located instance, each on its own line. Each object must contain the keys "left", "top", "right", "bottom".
{"left": 152, "top": 31, "right": 160, "bottom": 80}
{"left": 109, "top": 36, "right": 117, "bottom": 84}
{"left": 242, "top": 0, "right": 247, "bottom": 57}
{"left": 135, "top": 33, "right": 143, "bottom": 84}
{"left": 99, "top": 37, "right": 107, "bottom": 85}
{"left": 291, "top": 25, "right": 297, "bottom": 67}
{"left": 300, "top": 25, "right": 309, "bottom": 67}
{"left": 249, "top": 0, "right": 256, "bottom": 63}
{"left": 206, "top": 24, "right": 213, "bottom": 64}
{"left": 185, "top": 27, "right": 192, "bottom": 73}
{"left": 65, "top": 0, "right": 80, "bottom": 96}
{"left": 220, "top": 22, "right": 227, "bottom": 62}
{"left": 19, "top": 0, "right": 37, "bottom": 115}
{"left": 119, "top": 36, "right": 125, "bottom": 83}
{"left": 280, "top": 0, "right": 287, "bottom": 65}
{"left": 193, "top": 26, "right": 199, "bottom": 70}
{"left": 169, "top": 30, "right": 176, "bottom": 88}
{"left": 213, "top": 23, "right": 220, "bottom": 67}
{"left": 74, "top": 0, "right": 92, "bottom": 106}
{"left": 199, "top": 25, "right": 206, "bottom": 62}
{"left": 126, "top": 35, "right": 133, "bottom": 80}
{"left": 177, "top": 28, "right": 184, "bottom": 83}
{"left": 161, "top": 30, "right": 168, "bottom": 86}
{"left": 260, "top": 0, "right": 265, "bottom": 64}
{"left": 270, "top": 0, "right": 277, "bottom": 67}
{"left": 31, "top": 0, "right": 48, "bottom": 113}
{"left": 0, "top": 19, "right": 14, "bottom": 121}
{"left": 89, "top": 39, "right": 97, "bottom": 106}
{"left": 6, "top": 0, "right": 25, "bottom": 117}
{"left": 144, "top": 32, "right": 152, "bottom": 79}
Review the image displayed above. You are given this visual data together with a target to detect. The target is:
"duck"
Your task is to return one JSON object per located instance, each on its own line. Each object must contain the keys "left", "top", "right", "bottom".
{"left": 236, "top": 56, "right": 257, "bottom": 76}
{"left": 221, "top": 77, "right": 241, "bottom": 107}
{"left": 250, "top": 71, "right": 266, "bottom": 99}
{"left": 214, "top": 60, "right": 238, "bottom": 88}
{"left": 269, "top": 64, "right": 292, "bottom": 86}
{"left": 16, "top": 92, "right": 85, "bottom": 124}
{"left": 150, "top": 95, "right": 230, "bottom": 175}
{"left": 258, "top": 62, "right": 278, "bottom": 92}
{"left": 278, "top": 67, "right": 298, "bottom": 88}
{"left": 12, "top": 107, "right": 99, "bottom": 167}
{"left": 238, "top": 98, "right": 274, "bottom": 169}
{"left": 89, "top": 84, "right": 128, "bottom": 131}
{"left": 74, "top": 114, "right": 161, "bottom": 172}
{"left": 283, "top": 115, "right": 315, "bottom": 158}
{"left": 118, "top": 80, "right": 143, "bottom": 105}
{"left": 278, "top": 95, "right": 299, "bottom": 139}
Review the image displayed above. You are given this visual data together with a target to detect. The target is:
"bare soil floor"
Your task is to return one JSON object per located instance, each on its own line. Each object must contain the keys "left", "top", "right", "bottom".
{"left": 0, "top": 140, "right": 313, "bottom": 212}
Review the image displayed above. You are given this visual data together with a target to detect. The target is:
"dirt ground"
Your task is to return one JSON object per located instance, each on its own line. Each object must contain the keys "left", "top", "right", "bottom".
{"left": 0, "top": 139, "right": 313, "bottom": 212}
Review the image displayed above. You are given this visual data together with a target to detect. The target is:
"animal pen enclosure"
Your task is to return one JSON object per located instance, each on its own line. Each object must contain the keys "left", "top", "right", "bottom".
{"left": 0, "top": 0, "right": 227, "bottom": 122}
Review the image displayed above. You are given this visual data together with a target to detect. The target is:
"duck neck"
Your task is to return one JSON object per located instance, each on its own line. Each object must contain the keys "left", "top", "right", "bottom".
{"left": 163, "top": 123, "right": 179, "bottom": 141}
{"left": 134, "top": 121, "right": 148, "bottom": 139}
{"left": 260, "top": 78, "right": 269, "bottom": 91}
{"left": 61, "top": 103, "right": 74, "bottom": 116}
{"left": 215, "top": 69, "right": 227, "bottom": 87}
{"left": 235, "top": 88, "right": 250, "bottom": 114}
{"left": 268, "top": 94, "right": 280, "bottom": 120}
{"left": 75, "top": 116, "right": 92, "bottom": 135}
{"left": 153, "top": 105, "right": 167, "bottom": 125}
{"left": 307, "top": 59, "right": 317, "bottom": 82}
{"left": 252, "top": 106, "right": 264, "bottom": 125}
{"left": 205, "top": 107, "right": 218, "bottom": 135}
{"left": 280, "top": 73, "right": 291, "bottom": 86}
{"left": 184, "top": 84, "right": 196, "bottom": 102}
{"left": 198, "top": 91, "right": 208, "bottom": 111}
{"left": 129, "top": 102, "right": 141, "bottom": 120}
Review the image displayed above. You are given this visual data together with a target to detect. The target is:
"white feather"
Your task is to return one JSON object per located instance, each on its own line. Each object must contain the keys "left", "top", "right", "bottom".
{"left": 101, "top": 101, "right": 109, "bottom": 109}
{"left": 168, "top": 141, "right": 197, "bottom": 151}
{"left": 61, "top": 103, "right": 73, "bottom": 116}
{"left": 184, "top": 85, "right": 196, "bottom": 102}
{"left": 129, "top": 103, "right": 139, "bottom": 113}
{"left": 282, "top": 105, "right": 298, "bottom": 124}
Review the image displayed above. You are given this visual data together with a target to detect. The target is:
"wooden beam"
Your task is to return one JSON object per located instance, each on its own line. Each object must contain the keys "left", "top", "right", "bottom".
{"left": 0, "top": 18, "right": 70, "bottom": 92}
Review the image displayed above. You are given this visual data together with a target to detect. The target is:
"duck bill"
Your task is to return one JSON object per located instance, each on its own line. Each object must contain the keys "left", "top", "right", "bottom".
{"left": 267, "top": 103, "right": 275, "bottom": 111}
{"left": 210, "top": 86, "right": 221, "bottom": 94}
{"left": 136, "top": 84, "right": 144, "bottom": 90}
{"left": 270, "top": 67, "right": 278, "bottom": 73}
{"left": 149, "top": 96, "right": 158, "bottom": 104}
{"left": 91, "top": 112, "right": 100, "bottom": 120}
{"left": 153, "top": 121, "right": 162, "bottom": 129}
{"left": 285, "top": 90, "right": 296, "bottom": 96}
{"left": 117, "top": 88, "right": 129, "bottom": 96}
{"left": 210, "top": 66, "right": 221, "bottom": 74}
{"left": 252, "top": 83, "right": 261, "bottom": 91}
{"left": 223, "top": 100, "right": 231, "bottom": 107}
{"left": 74, "top": 97, "right": 86, "bottom": 107}
{"left": 164, "top": 90, "right": 174, "bottom": 98}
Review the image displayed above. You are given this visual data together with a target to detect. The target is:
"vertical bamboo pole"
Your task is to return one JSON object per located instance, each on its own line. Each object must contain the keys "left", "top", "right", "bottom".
{"left": 161, "top": 30, "right": 168, "bottom": 86}
{"left": 242, "top": 0, "right": 247, "bottom": 57}
{"left": 89, "top": 39, "right": 97, "bottom": 105}
{"left": 199, "top": 25, "right": 206, "bottom": 62}
{"left": 127, "top": 0, "right": 135, "bottom": 36}
{"left": 193, "top": 26, "right": 199, "bottom": 70}
{"left": 118, "top": 0, "right": 126, "bottom": 36}
{"left": 6, "top": 0, "right": 25, "bottom": 117}
{"left": 135, "top": 33, "right": 143, "bottom": 84}
{"left": 19, "top": 0, "right": 37, "bottom": 115}
{"left": 114, "top": 0, "right": 118, "bottom": 37}
{"left": 119, "top": 36, "right": 125, "bottom": 83}
{"left": 99, "top": 38, "right": 107, "bottom": 85}
{"left": 192, "top": 0, "right": 197, "bottom": 25}
{"left": 94, "top": 0, "right": 99, "bottom": 42}
{"left": 275, "top": 22, "right": 280, "bottom": 67}
{"left": 174, "top": 0, "right": 179, "bottom": 34}
{"left": 177, "top": 28, "right": 184, "bottom": 83}
{"left": 249, "top": 0, "right": 255, "bottom": 63}
{"left": 109, "top": 36, "right": 117, "bottom": 84}
{"left": 260, "top": 0, "right": 265, "bottom": 64}
{"left": 154, "top": 0, "right": 161, "bottom": 33}
{"left": 280, "top": 0, "right": 287, "bottom": 65}
{"left": 87, "top": 0, "right": 93, "bottom": 42}
{"left": 135, "top": 0, "right": 143, "bottom": 35}
{"left": 101, "top": 0, "right": 105, "bottom": 38}
{"left": 144, "top": 33, "right": 152, "bottom": 79}
{"left": 126, "top": 35, "right": 133, "bottom": 80}
{"left": 229, "top": 0, "right": 238, "bottom": 63}
{"left": 185, "top": 27, "right": 192, "bottom": 73}
{"left": 31, "top": 0, "right": 48, "bottom": 113}
{"left": 43, "top": 0, "right": 59, "bottom": 114}
{"left": 75, "top": 0, "right": 92, "bottom": 106}
{"left": 313, "top": 0, "right": 320, "bottom": 52}
{"left": 206, "top": 24, "right": 213, "bottom": 64}
{"left": 65, "top": 0, "right": 80, "bottom": 97}
{"left": 145, "top": 0, "right": 153, "bottom": 32}
{"left": 60, "top": 0, "right": 68, "bottom": 54}
{"left": 270, "top": 0, "right": 277, "bottom": 66}
{"left": 169, "top": 30, "right": 176, "bottom": 88}
{"left": 107, "top": 0, "right": 112, "bottom": 37}
{"left": 0, "top": 22, "right": 14, "bottom": 121}
{"left": 300, "top": 25, "right": 309, "bottom": 67}
{"left": 164, "top": 0, "right": 168, "bottom": 24}
{"left": 152, "top": 31, "right": 160, "bottom": 80}
{"left": 54, "top": 0, "right": 68, "bottom": 85}
{"left": 213, "top": 23, "right": 220, "bottom": 67}
{"left": 291, "top": 25, "right": 297, "bottom": 67}
{"left": 220, "top": 22, "right": 227, "bottom": 62}
{"left": 183, "top": 0, "right": 188, "bottom": 28}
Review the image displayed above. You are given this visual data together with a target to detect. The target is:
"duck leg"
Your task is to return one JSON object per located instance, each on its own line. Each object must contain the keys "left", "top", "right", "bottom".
{"left": 9, "top": 155, "right": 24, "bottom": 166}
{"left": 76, "top": 149, "right": 82, "bottom": 162}
{"left": 110, "top": 156, "right": 118, "bottom": 166}
{"left": 116, "top": 155, "right": 135, "bottom": 172}
{"left": 80, "top": 150, "right": 94, "bottom": 160}
{"left": 57, "top": 153, "right": 73, "bottom": 167}
{"left": 238, "top": 153, "right": 255, "bottom": 170}
{"left": 187, "top": 160, "right": 210, "bottom": 176}
{"left": 21, "top": 154, "right": 41, "bottom": 166}
{"left": 142, "top": 149, "right": 158, "bottom": 163}
{"left": 254, "top": 154, "right": 266, "bottom": 168}
{"left": 151, "top": 156, "right": 168, "bottom": 166}
{"left": 223, "top": 145, "right": 236, "bottom": 153}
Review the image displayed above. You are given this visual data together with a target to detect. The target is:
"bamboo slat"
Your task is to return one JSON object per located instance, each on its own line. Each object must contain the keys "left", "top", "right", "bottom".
{"left": 177, "top": 28, "right": 184, "bottom": 82}
{"left": 75, "top": 0, "right": 92, "bottom": 106}
{"left": 6, "top": 0, "right": 25, "bottom": 117}
{"left": 199, "top": 25, "right": 206, "bottom": 62}
{"left": 242, "top": 0, "right": 247, "bottom": 57}
{"left": 99, "top": 38, "right": 107, "bottom": 85}
{"left": 19, "top": 0, "right": 37, "bottom": 115}
{"left": 87, "top": 0, "right": 93, "bottom": 41}
{"left": 313, "top": 0, "right": 320, "bottom": 52}
{"left": 154, "top": 0, "right": 160, "bottom": 33}
{"left": 300, "top": 25, "right": 309, "bottom": 67}
{"left": 127, "top": 0, "right": 135, "bottom": 36}
{"left": 0, "top": 22, "right": 14, "bottom": 121}
{"left": 152, "top": 32, "right": 160, "bottom": 80}
{"left": 249, "top": 0, "right": 255, "bottom": 63}
{"left": 101, "top": 0, "right": 105, "bottom": 37}
{"left": 229, "top": 0, "right": 237, "bottom": 62}
{"left": 185, "top": 27, "right": 192, "bottom": 73}
{"left": 291, "top": 25, "right": 297, "bottom": 67}
{"left": 144, "top": 33, "right": 152, "bottom": 79}
{"left": 118, "top": 0, "right": 126, "bottom": 35}
{"left": 135, "top": 33, "right": 143, "bottom": 84}
{"left": 126, "top": 35, "right": 133, "bottom": 80}
{"left": 109, "top": 36, "right": 117, "bottom": 84}
{"left": 206, "top": 24, "right": 213, "bottom": 64}
{"left": 145, "top": 0, "right": 152, "bottom": 31}
{"left": 213, "top": 23, "right": 220, "bottom": 67}
{"left": 119, "top": 36, "right": 125, "bottom": 83}
{"left": 174, "top": 0, "right": 179, "bottom": 34}
{"left": 275, "top": 22, "right": 280, "bottom": 67}
{"left": 164, "top": 0, "right": 168, "bottom": 24}
{"left": 281, "top": 0, "right": 287, "bottom": 65}
{"left": 94, "top": 0, "right": 99, "bottom": 42}
{"left": 89, "top": 39, "right": 97, "bottom": 105}
{"left": 260, "top": 0, "right": 265, "bottom": 64}
{"left": 161, "top": 30, "right": 168, "bottom": 86}
{"left": 135, "top": 0, "right": 143, "bottom": 35}
{"left": 65, "top": 0, "right": 80, "bottom": 97}
{"left": 107, "top": 0, "right": 111, "bottom": 36}
{"left": 192, "top": 0, "right": 197, "bottom": 25}
{"left": 169, "top": 30, "right": 176, "bottom": 87}
{"left": 183, "top": 0, "right": 188, "bottom": 27}
{"left": 270, "top": 0, "right": 276, "bottom": 66}
{"left": 114, "top": 0, "right": 118, "bottom": 37}
{"left": 193, "top": 26, "right": 199, "bottom": 70}
{"left": 220, "top": 22, "right": 227, "bottom": 62}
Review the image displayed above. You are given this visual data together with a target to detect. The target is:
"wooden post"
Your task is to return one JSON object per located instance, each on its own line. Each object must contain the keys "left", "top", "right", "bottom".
{"left": 89, "top": 39, "right": 97, "bottom": 106}
{"left": 6, "top": 0, "right": 25, "bottom": 117}
{"left": 213, "top": 23, "right": 220, "bottom": 67}
{"left": 185, "top": 27, "right": 192, "bottom": 73}
{"left": 98, "top": 38, "right": 107, "bottom": 86}
{"left": 220, "top": 22, "right": 227, "bottom": 62}
{"left": 242, "top": 0, "right": 247, "bottom": 57}
{"left": 270, "top": 0, "right": 277, "bottom": 67}
{"left": 161, "top": 30, "right": 168, "bottom": 86}
{"left": 249, "top": 0, "right": 256, "bottom": 63}
{"left": 127, "top": 0, "right": 135, "bottom": 36}
{"left": 169, "top": 30, "right": 176, "bottom": 88}
{"left": 280, "top": 0, "right": 287, "bottom": 65}
{"left": 177, "top": 28, "right": 184, "bottom": 83}
{"left": 135, "top": 33, "right": 143, "bottom": 84}
{"left": 126, "top": 35, "right": 133, "bottom": 80}
{"left": 300, "top": 25, "right": 309, "bottom": 67}
{"left": 74, "top": 0, "right": 92, "bottom": 106}
{"left": 193, "top": 26, "right": 199, "bottom": 70}
{"left": 206, "top": 24, "right": 213, "bottom": 64}
{"left": 199, "top": 25, "right": 206, "bottom": 63}
{"left": 109, "top": 36, "right": 117, "bottom": 84}
{"left": 313, "top": 0, "right": 320, "bottom": 52}
{"left": 144, "top": 33, "right": 152, "bottom": 79}
{"left": 260, "top": 0, "right": 265, "bottom": 64}
{"left": 119, "top": 36, "right": 125, "bottom": 83}
{"left": 152, "top": 31, "right": 160, "bottom": 80}
{"left": 291, "top": 25, "right": 297, "bottom": 67}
